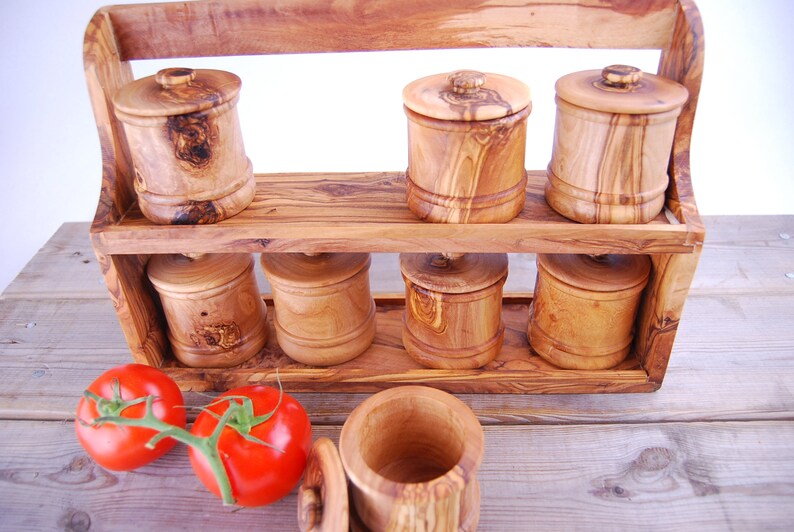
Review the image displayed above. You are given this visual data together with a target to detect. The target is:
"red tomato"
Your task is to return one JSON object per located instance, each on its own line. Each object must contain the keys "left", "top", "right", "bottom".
{"left": 75, "top": 364, "right": 186, "bottom": 471}
{"left": 188, "top": 385, "right": 312, "bottom": 507}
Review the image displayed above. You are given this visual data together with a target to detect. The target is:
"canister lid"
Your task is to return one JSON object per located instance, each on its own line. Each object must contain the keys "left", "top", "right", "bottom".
{"left": 260, "top": 253, "right": 371, "bottom": 288}
{"left": 537, "top": 253, "right": 651, "bottom": 292}
{"left": 403, "top": 70, "right": 531, "bottom": 121}
{"left": 113, "top": 67, "right": 242, "bottom": 118}
{"left": 555, "top": 65, "right": 688, "bottom": 114}
{"left": 147, "top": 253, "right": 252, "bottom": 293}
{"left": 297, "top": 437, "right": 349, "bottom": 532}
{"left": 400, "top": 253, "right": 508, "bottom": 294}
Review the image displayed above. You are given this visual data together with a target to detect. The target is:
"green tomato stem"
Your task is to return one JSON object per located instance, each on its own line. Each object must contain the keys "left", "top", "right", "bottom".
{"left": 91, "top": 394, "right": 239, "bottom": 505}
{"left": 83, "top": 371, "right": 287, "bottom": 506}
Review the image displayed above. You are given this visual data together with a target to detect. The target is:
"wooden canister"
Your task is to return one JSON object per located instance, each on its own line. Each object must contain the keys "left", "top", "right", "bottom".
{"left": 147, "top": 253, "right": 267, "bottom": 368}
{"left": 528, "top": 253, "right": 651, "bottom": 370}
{"left": 400, "top": 253, "right": 508, "bottom": 369}
{"left": 260, "top": 253, "right": 376, "bottom": 366}
{"left": 403, "top": 70, "right": 531, "bottom": 223}
{"left": 113, "top": 67, "right": 255, "bottom": 225}
{"left": 546, "top": 65, "right": 689, "bottom": 224}
{"left": 298, "top": 386, "right": 484, "bottom": 532}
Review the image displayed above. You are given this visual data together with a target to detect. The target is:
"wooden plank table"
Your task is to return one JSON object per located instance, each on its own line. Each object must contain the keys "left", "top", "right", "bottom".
{"left": 1, "top": 215, "right": 793, "bottom": 530}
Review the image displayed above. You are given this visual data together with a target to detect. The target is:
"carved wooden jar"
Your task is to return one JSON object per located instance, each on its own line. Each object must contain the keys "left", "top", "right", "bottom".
{"left": 528, "top": 253, "right": 651, "bottom": 370}
{"left": 147, "top": 253, "right": 268, "bottom": 368}
{"left": 298, "top": 386, "right": 484, "bottom": 532}
{"left": 113, "top": 67, "right": 255, "bottom": 224}
{"left": 400, "top": 253, "right": 508, "bottom": 369}
{"left": 259, "top": 253, "right": 376, "bottom": 366}
{"left": 403, "top": 70, "right": 531, "bottom": 223}
{"left": 546, "top": 65, "right": 689, "bottom": 224}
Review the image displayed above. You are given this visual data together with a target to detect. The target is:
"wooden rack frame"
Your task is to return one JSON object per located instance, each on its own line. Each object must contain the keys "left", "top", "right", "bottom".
{"left": 85, "top": 0, "right": 704, "bottom": 393}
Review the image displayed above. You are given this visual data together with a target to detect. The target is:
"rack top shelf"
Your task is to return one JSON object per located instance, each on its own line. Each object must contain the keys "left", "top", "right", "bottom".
{"left": 91, "top": 170, "right": 701, "bottom": 255}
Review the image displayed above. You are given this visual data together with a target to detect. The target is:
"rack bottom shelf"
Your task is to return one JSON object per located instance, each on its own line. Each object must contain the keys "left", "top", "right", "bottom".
{"left": 160, "top": 298, "right": 657, "bottom": 394}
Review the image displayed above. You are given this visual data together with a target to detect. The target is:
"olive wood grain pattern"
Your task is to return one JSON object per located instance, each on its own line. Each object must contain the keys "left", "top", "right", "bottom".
{"left": 147, "top": 253, "right": 268, "bottom": 368}
{"left": 94, "top": 252, "right": 167, "bottom": 368}
{"left": 298, "top": 437, "right": 349, "bottom": 532}
{"left": 405, "top": 106, "right": 529, "bottom": 224}
{"left": 102, "top": 1, "right": 679, "bottom": 61}
{"left": 401, "top": 253, "right": 508, "bottom": 369}
{"left": 83, "top": 9, "right": 136, "bottom": 229}
{"left": 529, "top": 254, "right": 651, "bottom": 370}
{"left": 657, "top": 0, "right": 706, "bottom": 250}
{"left": 634, "top": 250, "right": 703, "bottom": 384}
{"left": 155, "top": 300, "right": 653, "bottom": 394}
{"left": 260, "top": 253, "right": 376, "bottom": 366}
{"left": 90, "top": 171, "right": 698, "bottom": 256}
{"left": 546, "top": 99, "right": 682, "bottom": 224}
{"left": 547, "top": 66, "right": 689, "bottom": 224}
{"left": 83, "top": 0, "right": 705, "bottom": 393}
{"left": 339, "top": 387, "right": 483, "bottom": 531}
{"left": 113, "top": 68, "right": 255, "bottom": 225}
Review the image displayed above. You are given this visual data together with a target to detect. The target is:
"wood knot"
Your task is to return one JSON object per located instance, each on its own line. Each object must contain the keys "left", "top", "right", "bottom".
{"left": 633, "top": 447, "right": 675, "bottom": 472}
{"left": 60, "top": 509, "right": 92, "bottom": 532}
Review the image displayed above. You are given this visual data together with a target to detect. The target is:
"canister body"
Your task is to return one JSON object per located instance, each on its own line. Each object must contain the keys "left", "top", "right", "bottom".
{"left": 405, "top": 106, "right": 529, "bottom": 223}
{"left": 260, "top": 253, "right": 376, "bottom": 366}
{"left": 400, "top": 253, "right": 507, "bottom": 369}
{"left": 546, "top": 97, "right": 680, "bottom": 224}
{"left": 528, "top": 253, "right": 651, "bottom": 370}
{"left": 113, "top": 68, "right": 255, "bottom": 225}
{"left": 339, "top": 386, "right": 484, "bottom": 532}
{"left": 147, "top": 253, "right": 268, "bottom": 368}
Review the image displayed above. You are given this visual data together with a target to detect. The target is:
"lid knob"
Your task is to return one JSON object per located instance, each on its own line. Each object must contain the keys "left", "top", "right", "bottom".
{"left": 448, "top": 70, "right": 487, "bottom": 94}
{"left": 430, "top": 252, "right": 464, "bottom": 268}
{"left": 600, "top": 65, "right": 643, "bottom": 89}
{"left": 155, "top": 67, "right": 197, "bottom": 89}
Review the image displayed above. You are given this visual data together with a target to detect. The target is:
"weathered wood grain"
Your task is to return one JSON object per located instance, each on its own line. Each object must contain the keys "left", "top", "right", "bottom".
{"left": 2, "top": 420, "right": 792, "bottom": 530}
{"left": 689, "top": 216, "right": 794, "bottom": 296}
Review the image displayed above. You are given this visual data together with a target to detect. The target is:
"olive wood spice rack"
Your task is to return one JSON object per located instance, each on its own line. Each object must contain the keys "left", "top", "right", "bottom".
{"left": 85, "top": 0, "right": 704, "bottom": 393}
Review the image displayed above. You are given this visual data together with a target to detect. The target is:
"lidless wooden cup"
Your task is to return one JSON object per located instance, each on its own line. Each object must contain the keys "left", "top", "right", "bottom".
{"left": 403, "top": 70, "right": 531, "bottom": 223}
{"left": 546, "top": 65, "right": 688, "bottom": 224}
{"left": 259, "top": 252, "right": 376, "bottom": 366}
{"left": 147, "top": 253, "right": 267, "bottom": 368}
{"left": 400, "top": 252, "right": 508, "bottom": 369}
{"left": 528, "top": 253, "right": 651, "bottom": 370}
{"left": 113, "top": 67, "right": 255, "bottom": 224}
{"left": 297, "top": 386, "right": 484, "bottom": 532}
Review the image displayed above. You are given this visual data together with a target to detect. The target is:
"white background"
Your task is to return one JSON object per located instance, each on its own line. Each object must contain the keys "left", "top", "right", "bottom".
{"left": 1, "top": 0, "right": 793, "bottom": 292}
